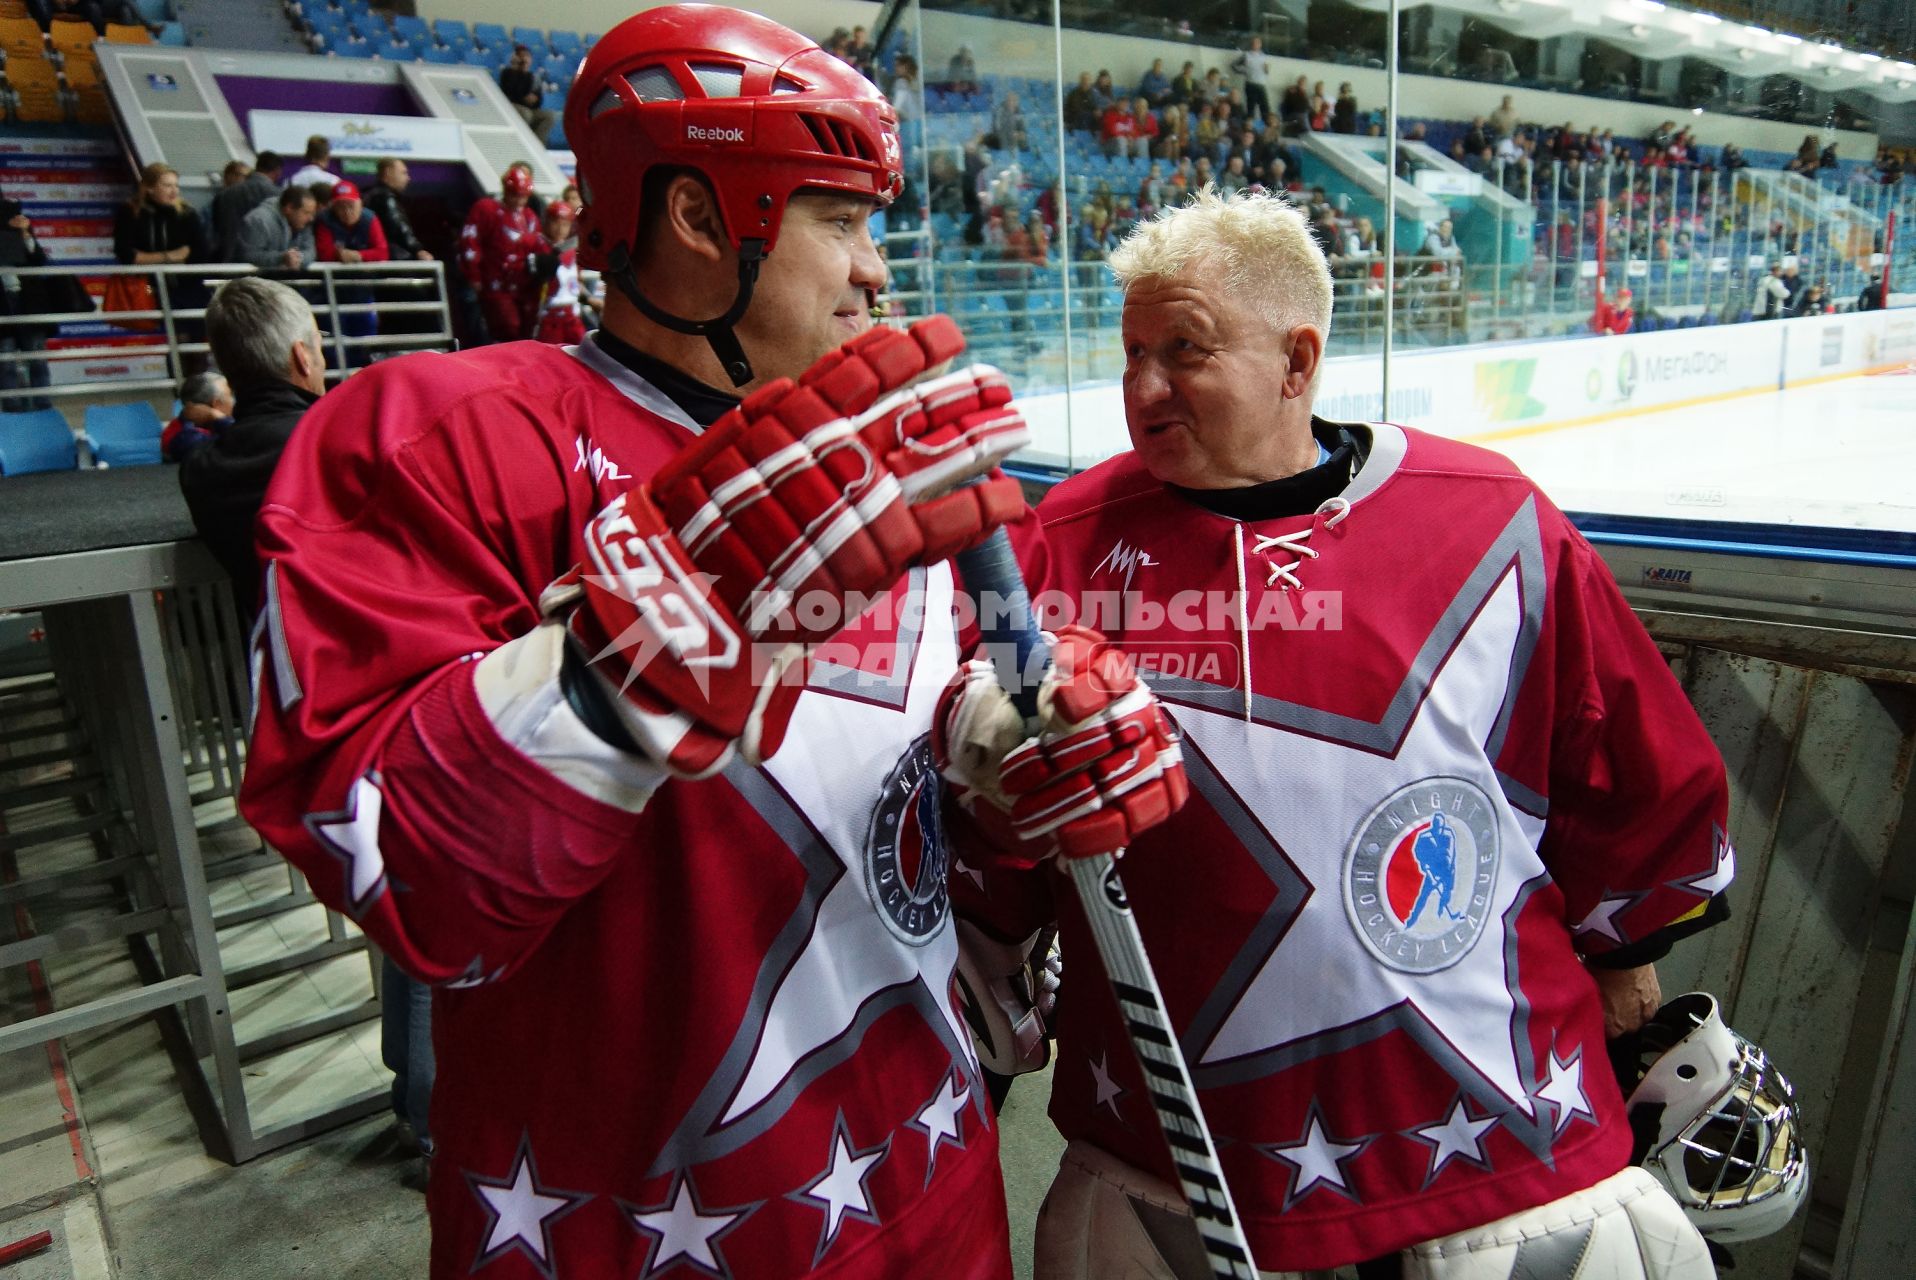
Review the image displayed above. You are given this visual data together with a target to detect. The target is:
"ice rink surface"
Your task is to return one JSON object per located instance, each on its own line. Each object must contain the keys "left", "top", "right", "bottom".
{"left": 1475, "top": 367, "right": 1916, "bottom": 536}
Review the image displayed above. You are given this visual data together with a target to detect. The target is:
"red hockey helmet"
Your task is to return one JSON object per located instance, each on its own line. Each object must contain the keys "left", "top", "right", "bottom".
{"left": 501, "top": 166, "right": 534, "bottom": 198}
{"left": 565, "top": 4, "right": 901, "bottom": 271}
{"left": 561, "top": 5, "right": 902, "bottom": 385}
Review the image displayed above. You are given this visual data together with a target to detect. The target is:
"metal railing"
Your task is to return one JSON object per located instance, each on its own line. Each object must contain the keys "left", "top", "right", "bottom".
{"left": 0, "top": 260, "right": 455, "bottom": 404}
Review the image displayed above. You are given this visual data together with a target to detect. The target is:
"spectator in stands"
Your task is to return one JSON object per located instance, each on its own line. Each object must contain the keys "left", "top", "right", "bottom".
{"left": 1465, "top": 144, "right": 1494, "bottom": 177}
{"left": 1790, "top": 280, "right": 1830, "bottom": 316}
{"left": 1781, "top": 261, "right": 1802, "bottom": 309}
{"left": 1154, "top": 104, "right": 1188, "bottom": 162}
{"left": 1489, "top": 94, "right": 1519, "bottom": 139}
{"left": 0, "top": 197, "right": 54, "bottom": 413}
{"left": 114, "top": 162, "right": 204, "bottom": 270}
{"left": 1170, "top": 60, "right": 1199, "bottom": 107}
{"left": 180, "top": 276, "right": 325, "bottom": 618}
{"left": 212, "top": 151, "right": 282, "bottom": 261}
{"left": 500, "top": 46, "right": 555, "bottom": 142}
{"left": 1592, "top": 287, "right": 1633, "bottom": 335}
{"left": 993, "top": 89, "right": 1028, "bottom": 153}
{"left": 314, "top": 180, "right": 388, "bottom": 363}
{"left": 1423, "top": 217, "right": 1460, "bottom": 261}
{"left": 1198, "top": 66, "right": 1225, "bottom": 104}
{"left": 946, "top": 45, "right": 978, "bottom": 95}
{"left": 888, "top": 55, "right": 921, "bottom": 125}
{"left": 284, "top": 135, "right": 335, "bottom": 192}
{"left": 846, "top": 25, "right": 873, "bottom": 72}
{"left": 1101, "top": 98, "right": 1140, "bottom": 159}
{"left": 1219, "top": 155, "right": 1251, "bottom": 194}
{"left": 928, "top": 151, "right": 965, "bottom": 219}
{"left": 218, "top": 160, "right": 250, "bottom": 192}
{"left": 1332, "top": 83, "right": 1358, "bottom": 134}
{"left": 160, "top": 371, "right": 234, "bottom": 464}
{"left": 1220, "top": 127, "right": 1257, "bottom": 177}
{"left": 1231, "top": 36, "right": 1272, "bottom": 125}
{"left": 1139, "top": 58, "right": 1171, "bottom": 109}
{"left": 1192, "top": 156, "right": 1216, "bottom": 192}
{"left": 531, "top": 201, "right": 591, "bottom": 345}
{"left": 460, "top": 166, "right": 546, "bottom": 343}
{"left": 1279, "top": 75, "right": 1310, "bottom": 136}
{"left": 236, "top": 185, "right": 317, "bottom": 271}
{"left": 1190, "top": 102, "right": 1226, "bottom": 163}
{"left": 1875, "top": 147, "right": 1903, "bottom": 185}
{"left": 363, "top": 158, "right": 430, "bottom": 262}
{"left": 1064, "top": 71, "right": 1099, "bottom": 132}
{"left": 1751, "top": 262, "right": 1788, "bottom": 318}
{"left": 1818, "top": 143, "right": 1839, "bottom": 171}
{"left": 1254, "top": 123, "right": 1295, "bottom": 187}
{"left": 1308, "top": 82, "right": 1330, "bottom": 132}
{"left": 1345, "top": 215, "right": 1379, "bottom": 256}
{"left": 1858, "top": 277, "right": 1886, "bottom": 311}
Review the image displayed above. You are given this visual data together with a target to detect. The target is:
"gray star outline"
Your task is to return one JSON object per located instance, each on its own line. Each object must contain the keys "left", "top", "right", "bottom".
{"left": 619, "top": 1171, "right": 757, "bottom": 1280}
{"left": 462, "top": 1132, "right": 593, "bottom": 1280}
{"left": 1145, "top": 498, "right": 1569, "bottom": 1165}
{"left": 302, "top": 769, "right": 387, "bottom": 919}
{"left": 786, "top": 1110, "right": 892, "bottom": 1269}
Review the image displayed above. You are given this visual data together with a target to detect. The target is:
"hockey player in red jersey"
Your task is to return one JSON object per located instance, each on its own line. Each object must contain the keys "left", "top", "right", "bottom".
{"left": 459, "top": 164, "right": 545, "bottom": 343}
{"left": 238, "top": 8, "right": 1185, "bottom": 1277}
{"left": 532, "top": 201, "right": 590, "bottom": 347}
{"left": 952, "top": 189, "right": 1735, "bottom": 1279}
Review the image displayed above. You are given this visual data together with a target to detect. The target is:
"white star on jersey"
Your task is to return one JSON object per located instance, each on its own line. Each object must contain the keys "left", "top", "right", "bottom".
{"left": 1412, "top": 1097, "right": 1501, "bottom": 1181}
{"left": 909, "top": 1071, "right": 970, "bottom": 1182}
{"left": 1537, "top": 1048, "right": 1595, "bottom": 1135}
{"left": 716, "top": 570, "right": 973, "bottom": 1130}
{"left": 794, "top": 1114, "right": 888, "bottom": 1262}
{"left": 1673, "top": 829, "right": 1735, "bottom": 897}
{"left": 1177, "top": 557, "right": 1552, "bottom": 1117}
{"left": 1574, "top": 892, "right": 1638, "bottom": 943}
{"left": 1262, "top": 1105, "right": 1370, "bottom": 1208}
{"left": 305, "top": 771, "right": 387, "bottom": 916}
{"left": 628, "top": 1175, "right": 745, "bottom": 1278}
{"left": 1089, "top": 1050, "right": 1125, "bottom": 1119}
{"left": 464, "top": 1137, "right": 588, "bottom": 1278}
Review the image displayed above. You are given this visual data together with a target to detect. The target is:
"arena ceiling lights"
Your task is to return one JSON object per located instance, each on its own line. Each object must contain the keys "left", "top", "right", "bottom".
{"left": 1336, "top": 0, "right": 1916, "bottom": 104}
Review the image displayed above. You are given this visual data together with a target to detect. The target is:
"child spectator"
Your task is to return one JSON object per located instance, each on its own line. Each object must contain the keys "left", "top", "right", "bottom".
{"left": 162, "top": 371, "right": 233, "bottom": 463}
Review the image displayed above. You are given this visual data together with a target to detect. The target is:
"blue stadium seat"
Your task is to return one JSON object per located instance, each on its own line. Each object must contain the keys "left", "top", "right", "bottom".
{"left": 379, "top": 38, "right": 414, "bottom": 61}
{"left": 473, "top": 22, "right": 508, "bottom": 48}
{"left": 0, "top": 410, "right": 77, "bottom": 476}
{"left": 392, "top": 14, "right": 427, "bottom": 41}
{"left": 462, "top": 47, "right": 492, "bottom": 67}
{"left": 549, "top": 30, "right": 581, "bottom": 56}
{"left": 157, "top": 20, "right": 185, "bottom": 44}
{"left": 433, "top": 18, "right": 468, "bottom": 45}
{"left": 134, "top": 0, "right": 169, "bottom": 21}
{"left": 420, "top": 43, "right": 459, "bottom": 64}
{"left": 584, "top": 33, "right": 599, "bottom": 45}
{"left": 334, "top": 38, "right": 374, "bottom": 59}
{"left": 511, "top": 26, "right": 546, "bottom": 51}
{"left": 351, "top": 12, "right": 386, "bottom": 40}
{"left": 83, "top": 403, "right": 164, "bottom": 468}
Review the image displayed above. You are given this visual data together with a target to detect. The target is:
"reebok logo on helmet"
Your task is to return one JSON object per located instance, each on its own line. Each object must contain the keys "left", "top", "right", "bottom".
{"left": 686, "top": 123, "right": 746, "bottom": 144}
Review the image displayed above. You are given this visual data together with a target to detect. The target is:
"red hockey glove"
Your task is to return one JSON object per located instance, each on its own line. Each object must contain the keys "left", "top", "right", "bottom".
{"left": 555, "top": 318, "right": 1030, "bottom": 778}
{"left": 650, "top": 317, "right": 1029, "bottom": 644}
{"left": 933, "top": 625, "right": 1189, "bottom": 861}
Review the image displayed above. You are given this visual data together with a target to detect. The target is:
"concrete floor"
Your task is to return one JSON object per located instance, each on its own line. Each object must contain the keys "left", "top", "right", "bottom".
{"left": 0, "top": 750, "right": 1065, "bottom": 1280}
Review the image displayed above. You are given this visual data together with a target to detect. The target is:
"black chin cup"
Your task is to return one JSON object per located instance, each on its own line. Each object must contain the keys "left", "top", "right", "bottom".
{"left": 606, "top": 238, "right": 766, "bottom": 387}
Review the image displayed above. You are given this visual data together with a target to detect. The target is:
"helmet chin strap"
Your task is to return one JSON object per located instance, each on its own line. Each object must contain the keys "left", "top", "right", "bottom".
{"left": 605, "top": 239, "right": 766, "bottom": 388}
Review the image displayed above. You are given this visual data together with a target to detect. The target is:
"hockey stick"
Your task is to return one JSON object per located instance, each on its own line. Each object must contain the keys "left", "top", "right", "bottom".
{"left": 953, "top": 527, "right": 1257, "bottom": 1280}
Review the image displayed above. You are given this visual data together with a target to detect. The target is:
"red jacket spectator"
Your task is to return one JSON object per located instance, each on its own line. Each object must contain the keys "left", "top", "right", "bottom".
{"left": 1593, "top": 288, "right": 1634, "bottom": 335}
{"left": 313, "top": 182, "right": 391, "bottom": 263}
{"left": 1102, "top": 105, "right": 1138, "bottom": 145}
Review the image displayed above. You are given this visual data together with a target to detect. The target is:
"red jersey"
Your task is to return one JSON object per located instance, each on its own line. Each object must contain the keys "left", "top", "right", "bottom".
{"left": 459, "top": 197, "right": 545, "bottom": 295}
{"left": 241, "top": 337, "right": 1013, "bottom": 1279}
{"left": 979, "top": 424, "right": 1732, "bottom": 1270}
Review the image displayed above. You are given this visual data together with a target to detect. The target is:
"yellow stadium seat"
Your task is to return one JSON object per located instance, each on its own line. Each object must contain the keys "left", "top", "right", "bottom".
{"left": 12, "top": 81, "right": 65, "bottom": 123}
{"left": 48, "top": 16, "right": 95, "bottom": 53}
{"left": 103, "top": 22, "right": 150, "bottom": 44}
{"left": 0, "top": 15, "right": 44, "bottom": 58}
{"left": 73, "top": 86, "right": 110, "bottom": 124}
{"left": 6, "top": 50, "right": 57, "bottom": 86}
{"left": 0, "top": 0, "right": 30, "bottom": 20}
{"left": 64, "top": 51, "right": 100, "bottom": 87}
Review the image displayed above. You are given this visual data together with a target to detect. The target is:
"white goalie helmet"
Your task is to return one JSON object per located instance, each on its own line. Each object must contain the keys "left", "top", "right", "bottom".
{"left": 1621, "top": 991, "right": 1809, "bottom": 1242}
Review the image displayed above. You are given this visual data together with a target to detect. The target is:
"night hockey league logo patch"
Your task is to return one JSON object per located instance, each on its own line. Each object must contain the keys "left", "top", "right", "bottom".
{"left": 863, "top": 735, "right": 950, "bottom": 946}
{"left": 1345, "top": 777, "right": 1501, "bottom": 974}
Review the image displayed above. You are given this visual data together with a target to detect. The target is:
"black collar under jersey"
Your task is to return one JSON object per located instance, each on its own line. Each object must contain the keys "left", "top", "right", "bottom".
{"left": 591, "top": 327, "right": 740, "bottom": 428}
{"left": 1171, "top": 418, "right": 1371, "bottom": 522}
